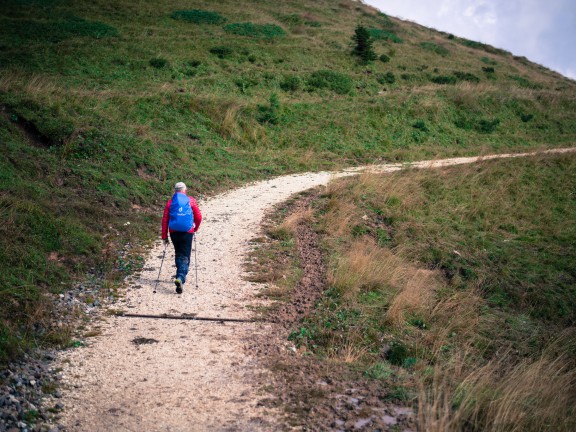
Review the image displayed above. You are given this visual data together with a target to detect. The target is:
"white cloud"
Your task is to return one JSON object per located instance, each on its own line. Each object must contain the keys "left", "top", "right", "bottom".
{"left": 364, "top": 0, "right": 576, "bottom": 79}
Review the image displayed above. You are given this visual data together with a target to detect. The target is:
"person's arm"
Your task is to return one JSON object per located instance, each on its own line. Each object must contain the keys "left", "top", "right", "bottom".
{"left": 190, "top": 197, "right": 202, "bottom": 232}
{"left": 161, "top": 200, "right": 171, "bottom": 240}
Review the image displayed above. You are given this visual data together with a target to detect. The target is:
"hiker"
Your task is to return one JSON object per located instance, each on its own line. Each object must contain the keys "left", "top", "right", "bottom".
{"left": 161, "top": 182, "right": 202, "bottom": 294}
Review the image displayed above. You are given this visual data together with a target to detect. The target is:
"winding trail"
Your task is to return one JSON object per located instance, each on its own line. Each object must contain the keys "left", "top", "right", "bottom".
{"left": 56, "top": 148, "right": 575, "bottom": 431}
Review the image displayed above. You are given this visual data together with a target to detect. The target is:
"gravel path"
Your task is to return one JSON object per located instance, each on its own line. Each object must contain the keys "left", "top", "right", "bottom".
{"left": 54, "top": 147, "right": 575, "bottom": 431}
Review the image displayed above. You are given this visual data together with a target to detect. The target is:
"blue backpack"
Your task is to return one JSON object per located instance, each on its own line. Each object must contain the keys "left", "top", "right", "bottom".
{"left": 168, "top": 193, "right": 194, "bottom": 232}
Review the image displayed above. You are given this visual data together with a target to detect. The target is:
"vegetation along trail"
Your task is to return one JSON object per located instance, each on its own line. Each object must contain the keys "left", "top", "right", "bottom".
{"left": 55, "top": 147, "right": 575, "bottom": 431}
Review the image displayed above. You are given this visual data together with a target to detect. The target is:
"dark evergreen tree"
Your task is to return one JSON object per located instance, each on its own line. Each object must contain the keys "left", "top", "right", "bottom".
{"left": 352, "top": 25, "right": 377, "bottom": 63}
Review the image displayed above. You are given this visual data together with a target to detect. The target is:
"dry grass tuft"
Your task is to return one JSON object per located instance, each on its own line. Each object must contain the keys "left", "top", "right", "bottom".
{"left": 419, "top": 331, "right": 576, "bottom": 432}
{"left": 386, "top": 269, "right": 439, "bottom": 326}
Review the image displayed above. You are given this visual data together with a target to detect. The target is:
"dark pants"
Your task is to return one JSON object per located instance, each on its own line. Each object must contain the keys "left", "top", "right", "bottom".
{"left": 170, "top": 232, "right": 194, "bottom": 284}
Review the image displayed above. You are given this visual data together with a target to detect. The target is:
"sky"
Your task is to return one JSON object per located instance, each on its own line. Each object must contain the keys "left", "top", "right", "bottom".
{"left": 363, "top": 0, "right": 576, "bottom": 80}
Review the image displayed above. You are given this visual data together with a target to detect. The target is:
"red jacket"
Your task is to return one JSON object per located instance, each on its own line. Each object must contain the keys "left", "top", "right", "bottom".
{"left": 162, "top": 193, "right": 202, "bottom": 239}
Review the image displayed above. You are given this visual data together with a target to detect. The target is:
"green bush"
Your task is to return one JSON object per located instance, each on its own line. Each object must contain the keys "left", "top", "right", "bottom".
{"left": 171, "top": 10, "right": 226, "bottom": 25}
{"left": 307, "top": 70, "right": 353, "bottom": 94}
{"left": 209, "top": 46, "right": 233, "bottom": 59}
{"left": 481, "top": 56, "right": 498, "bottom": 65}
{"left": 149, "top": 58, "right": 168, "bottom": 69}
{"left": 368, "top": 28, "right": 403, "bottom": 43}
{"left": 412, "top": 120, "right": 428, "bottom": 131}
{"left": 482, "top": 66, "right": 495, "bottom": 73}
{"left": 376, "top": 72, "right": 395, "bottom": 85}
{"left": 224, "top": 22, "right": 286, "bottom": 38}
{"left": 280, "top": 75, "right": 302, "bottom": 92}
{"left": 454, "top": 71, "right": 480, "bottom": 83}
{"left": 352, "top": 25, "right": 377, "bottom": 63}
{"left": 460, "top": 38, "right": 509, "bottom": 56}
{"left": 257, "top": 93, "right": 281, "bottom": 125}
{"left": 379, "top": 54, "right": 390, "bottom": 63}
{"left": 431, "top": 75, "right": 457, "bottom": 84}
{"left": 476, "top": 118, "right": 500, "bottom": 133}
{"left": 509, "top": 75, "right": 543, "bottom": 89}
{"left": 520, "top": 113, "right": 534, "bottom": 123}
{"left": 420, "top": 42, "right": 449, "bottom": 56}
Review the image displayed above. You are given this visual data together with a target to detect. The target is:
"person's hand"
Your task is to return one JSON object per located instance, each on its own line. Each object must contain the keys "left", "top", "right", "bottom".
{"left": 163, "top": 238, "right": 169, "bottom": 246}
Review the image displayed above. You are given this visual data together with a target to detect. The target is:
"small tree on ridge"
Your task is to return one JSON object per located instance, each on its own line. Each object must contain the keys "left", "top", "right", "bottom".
{"left": 352, "top": 25, "right": 377, "bottom": 63}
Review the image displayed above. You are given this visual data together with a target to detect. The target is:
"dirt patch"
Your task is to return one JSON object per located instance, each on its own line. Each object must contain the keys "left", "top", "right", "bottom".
{"left": 246, "top": 192, "right": 416, "bottom": 431}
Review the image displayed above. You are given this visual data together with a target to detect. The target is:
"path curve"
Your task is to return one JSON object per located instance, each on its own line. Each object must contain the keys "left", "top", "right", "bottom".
{"left": 55, "top": 147, "right": 575, "bottom": 431}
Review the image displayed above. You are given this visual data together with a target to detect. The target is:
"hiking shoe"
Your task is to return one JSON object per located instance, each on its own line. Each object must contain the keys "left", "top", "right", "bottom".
{"left": 175, "top": 278, "right": 183, "bottom": 294}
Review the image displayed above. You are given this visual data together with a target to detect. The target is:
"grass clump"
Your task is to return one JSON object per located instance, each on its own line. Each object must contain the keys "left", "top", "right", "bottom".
{"left": 280, "top": 75, "right": 302, "bottom": 92}
{"left": 420, "top": 42, "right": 449, "bottom": 56}
{"left": 453, "top": 71, "right": 480, "bottom": 83}
{"left": 149, "top": 58, "right": 168, "bottom": 69}
{"left": 171, "top": 10, "right": 226, "bottom": 25}
{"left": 376, "top": 72, "right": 395, "bottom": 85}
{"left": 368, "top": 28, "right": 403, "bottom": 43}
{"left": 431, "top": 75, "right": 457, "bottom": 85}
{"left": 224, "top": 22, "right": 286, "bottom": 38}
{"left": 209, "top": 46, "right": 233, "bottom": 59}
{"left": 307, "top": 70, "right": 353, "bottom": 94}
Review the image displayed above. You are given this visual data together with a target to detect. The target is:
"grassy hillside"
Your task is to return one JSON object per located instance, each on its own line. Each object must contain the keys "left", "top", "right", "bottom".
{"left": 266, "top": 153, "right": 576, "bottom": 430}
{"left": 0, "top": 0, "right": 575, "bottom": 362}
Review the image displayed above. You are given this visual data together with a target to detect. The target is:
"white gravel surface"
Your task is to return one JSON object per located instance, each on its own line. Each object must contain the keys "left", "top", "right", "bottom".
{"left": 55, "top": 147, "right": 575, "bottom": 431}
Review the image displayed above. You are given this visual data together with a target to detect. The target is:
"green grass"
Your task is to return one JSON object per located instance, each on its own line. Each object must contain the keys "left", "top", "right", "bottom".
{"left": 0, "top": 0, "right": 574, "bottom": 364}
{"left": 279, "top": 153, "right": 576, "bottom": 430}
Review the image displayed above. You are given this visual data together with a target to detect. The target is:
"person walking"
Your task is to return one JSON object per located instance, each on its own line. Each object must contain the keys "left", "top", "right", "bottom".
{"left": 161, "top": 182, "right": 202, "bottom": 294}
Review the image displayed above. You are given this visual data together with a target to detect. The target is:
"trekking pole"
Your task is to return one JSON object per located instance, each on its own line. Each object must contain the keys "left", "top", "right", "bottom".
{"left": 194, "top": 234, "right": 199, "bottom": 289}
{"left": 153, "top": 242, "right": 168, "bottom": 294}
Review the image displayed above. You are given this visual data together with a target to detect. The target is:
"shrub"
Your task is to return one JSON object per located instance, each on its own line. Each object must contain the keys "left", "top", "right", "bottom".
{"left": 420, "top": 42, "right": 449, "bottom": 56}
{"left": 352, "top": 25, "right": 377, "bottom": 63}
{"left": 368, "top": 28, "right": 403, "bottom": 43}
{"left": 209, "top": 46, "right": 233, "bottom": 59}
{"left": 520, "top": 113, "right": 534, "bottom": 123}
{"left": 460, "top": 38, "right": 509, "bottom": 55}
{"left": 379, "top": 54, "right": 390, "bottom": 63}
{"left": 412, "top": 120, "right": 428, "bottom": 131}
{"left": 307, "top": 70, "right": 353, "bottom": 94}
{"left": 476, "top": 118, "right": 500, "bottom": 133}
{"left": 280, "top": 75, "right": 302, "bottom": 92}
{"left": 431, "top": 75, "right": 457, "bottom": 84}
{"left": 149, "top": 58, "right": 168, "bottom": 68}
{"left": 454, "top": 71, "right": 480, "bottom": 83}
{"left": 482, "top": 66, "right": 495, "bottom": 73}
{"left": 509, "top": 75, "right": 543, "bottom": 89}
{"left": 171, "top": 10, "right": 226, "bottom": 25}
{"left": 257, "top": 93, "right": 281, "bottom": 125}
{"left": 224, "top": 22, "right": 286, "bottom": 38}
{"left": 376, "top": 72, "right": 395, "bottom": 85}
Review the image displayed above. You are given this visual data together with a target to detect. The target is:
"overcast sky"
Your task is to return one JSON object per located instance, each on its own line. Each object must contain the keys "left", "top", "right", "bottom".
{"left": 363, "top": 0, "right": 576, "bottom": 80}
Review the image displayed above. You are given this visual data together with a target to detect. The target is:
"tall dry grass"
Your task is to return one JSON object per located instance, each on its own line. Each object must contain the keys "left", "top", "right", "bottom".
{"left": 419, "top": 331, "right": 576, "bottom": 432}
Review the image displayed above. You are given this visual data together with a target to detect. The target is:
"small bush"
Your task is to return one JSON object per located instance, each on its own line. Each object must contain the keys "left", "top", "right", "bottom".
{"left": 420, "top": 42, "right": 449, "bottom": 56}
{"left": 376, "top": 72, "right": 395, "bottom": 85}
{"left": 307, "top": 70, "right": 353, "bottom": 94}
{"left": 482, "top": 66, "right": 495, "bottom": 73}
{"left": 257, "top": 93, "right": 281, "bottom": 125}
{"left": 412, "top": 120, "right": 428, "bottom": 131}
{"left": 209, "top": 46, "right": 233, "bottom": 59}
{"left": 476, "top": 118, "right": 500, "bottom": 133}
{"left": 520, "top": 113, "right": 534, "bottom": 123}
{"left": 454, "top": 71, "right": 480, "bottom": 83}
{"left": 368, "top": 28, "right": 403, "bottom": 43}
{"left": 224, "top": 22, "right": 286, "bottom": 38}
{"left": 280, "top": 75, "right": 302, "bottom": 92}
{"left": 149, "top": 58, "right": 168, "bottom": 69}
{"left": 431, "top": 75, "right": 457, "bottom": 84}
{"left": 379, "top": 54, "right": 390, "bottom": 63}
{"left": 400, "top": 73, "right": 414, "bottom": 81}
{"left": 171, "top": 10, "right": 226, "bottom": 25}
{"left": 509, "top": 75, "right": 543, "bottom": 89}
